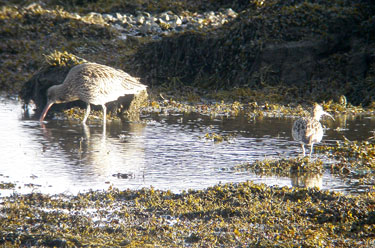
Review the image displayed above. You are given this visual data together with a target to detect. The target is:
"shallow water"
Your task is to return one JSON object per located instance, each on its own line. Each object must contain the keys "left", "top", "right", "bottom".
{"left": 1, "top": 96, "right": 375, "bottom": 196}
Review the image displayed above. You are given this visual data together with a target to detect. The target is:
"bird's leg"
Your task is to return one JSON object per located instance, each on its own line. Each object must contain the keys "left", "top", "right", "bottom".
{"left": 82, "top": 103, "right": 91, "bottom": 124}
{"left": 102, "top": 104, "right": 107, "bottom": 126}
{"left": 301, "top": 144, "right": 306, "bottom": 157}
{"left": 309, "top": 143, "right": 314, "bottom": 157}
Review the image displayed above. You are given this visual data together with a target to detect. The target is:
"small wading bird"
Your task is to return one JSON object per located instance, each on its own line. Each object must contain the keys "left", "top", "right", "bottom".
{"left": 292, "top": 104, "right": 335, "bottom": 157}
{"left": 39, "top": 62, "right": 147, "bottom": 125}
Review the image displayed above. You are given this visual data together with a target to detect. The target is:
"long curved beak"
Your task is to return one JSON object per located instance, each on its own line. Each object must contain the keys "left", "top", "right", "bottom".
{"left": 39, "top": 101, "right": 54, "bottom": 122}
{"left": 324, "top": 111, "right": 335, "bottom": 121}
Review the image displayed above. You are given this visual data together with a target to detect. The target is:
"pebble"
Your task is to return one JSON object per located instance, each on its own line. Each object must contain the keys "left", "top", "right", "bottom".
{"left": 103, "top": 14, "right": 115, "bottom": 22}
{"left": 72, "top": 8, "right": 238, "bottom": 39}
{"left": 136, "top": 15, "right": 145, "bottom": 24}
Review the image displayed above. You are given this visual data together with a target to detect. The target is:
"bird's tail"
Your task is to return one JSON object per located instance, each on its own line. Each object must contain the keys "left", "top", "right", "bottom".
{"left": 121, "top": 74, "right": 147, "bottom": 94}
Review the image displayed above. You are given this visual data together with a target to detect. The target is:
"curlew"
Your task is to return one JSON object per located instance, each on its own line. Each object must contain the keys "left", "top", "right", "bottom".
{"left": 39, "top": 62, "right": 147, "bottom": 125}
{"left": 292, "top": 104, "right": 334, "bottom": 156}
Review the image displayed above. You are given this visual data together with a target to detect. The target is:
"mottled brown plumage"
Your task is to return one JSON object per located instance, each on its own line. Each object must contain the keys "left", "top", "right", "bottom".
{"left": 292, "top": 104, "right": 334, "bottom": 156}
{"left": 39, "top": 63, "right": 147, "bottom": 124}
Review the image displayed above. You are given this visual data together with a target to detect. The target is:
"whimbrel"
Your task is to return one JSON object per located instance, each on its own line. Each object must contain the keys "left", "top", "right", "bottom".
{"left": 39, "top": 62, "right": 147, "bottom": 124}
{"left": 292, "top": 104, "right": 334, "bottom": 156}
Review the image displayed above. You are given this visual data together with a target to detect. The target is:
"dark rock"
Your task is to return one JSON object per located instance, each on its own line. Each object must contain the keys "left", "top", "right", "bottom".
{"left": 256, "top": 40, "right": 325, "bottom": 85}
{"left": 42, "top": 238, "right": 67, "bottom": 247}
{"left": 366, "top": 211, "right": 375, "bottom": 225}
{"left": 19, "top": 65, "right": 73, "bottom": 115}
{"left": 134, "top": 27, "right": 373, "bottom": 104}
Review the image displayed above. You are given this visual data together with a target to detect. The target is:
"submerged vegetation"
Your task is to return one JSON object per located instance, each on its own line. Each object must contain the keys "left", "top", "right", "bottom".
{"left": 201, "top": 132, "right": 236, "bottom": 143}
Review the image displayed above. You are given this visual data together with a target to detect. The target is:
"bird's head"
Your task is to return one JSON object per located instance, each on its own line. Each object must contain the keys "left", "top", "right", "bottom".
{"left": 47, "top": 85, "right": 69, "bottom": 104}
{"left": 313, "top": 104, "right": 334, "bottom": 121}
{"left": 39, "top": 85, "right": 66, "bottom": 122}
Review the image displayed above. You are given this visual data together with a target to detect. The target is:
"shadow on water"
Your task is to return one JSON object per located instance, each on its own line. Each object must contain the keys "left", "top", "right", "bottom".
{"left": 1, "top": 96, "right": 375, "bottom": 195}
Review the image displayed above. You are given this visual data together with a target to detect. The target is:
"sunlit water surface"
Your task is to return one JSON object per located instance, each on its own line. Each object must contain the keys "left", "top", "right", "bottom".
{"left": 1, "top": 96, "right": 375, "bottom": 196}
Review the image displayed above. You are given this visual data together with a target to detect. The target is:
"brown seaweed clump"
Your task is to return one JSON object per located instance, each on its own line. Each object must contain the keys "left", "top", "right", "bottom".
{"left": 315, "top": 137, "right": 375, "bottom": 188}
{"left": 235, "top": 157, "right": 323, "bottom": 177}
{"left": 0, "top": 182, "right": 374, "bottom": 247}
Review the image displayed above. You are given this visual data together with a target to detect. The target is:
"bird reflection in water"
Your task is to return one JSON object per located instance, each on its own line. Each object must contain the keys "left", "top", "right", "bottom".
{"left": 40, "top": 120, "right": 146, "bottom": 182}
{"left": 291, "top": 172, "right": 323, "bottom": 189}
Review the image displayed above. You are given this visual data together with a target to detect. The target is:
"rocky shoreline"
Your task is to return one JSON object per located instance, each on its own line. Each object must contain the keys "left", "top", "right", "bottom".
{"left": 105, "top": 8, "right": 238, "bottom": 38}
{"left": 1, "top": 1, "right": 374, "bottom": 105}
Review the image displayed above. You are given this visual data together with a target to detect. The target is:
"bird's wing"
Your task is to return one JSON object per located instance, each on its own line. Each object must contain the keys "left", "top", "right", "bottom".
{"left": 305, "top": 120, "right": 320, "bottom": 138}
{"left": 292, "top": 118, "right": 307, "bottom": 141}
